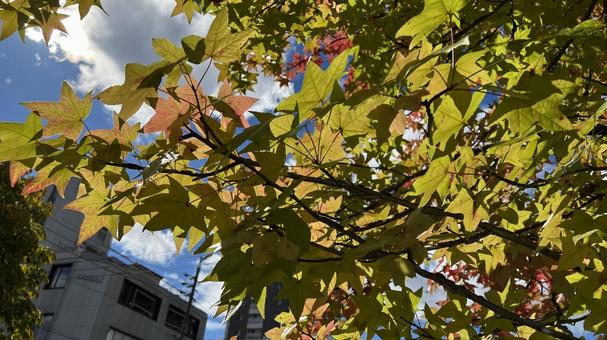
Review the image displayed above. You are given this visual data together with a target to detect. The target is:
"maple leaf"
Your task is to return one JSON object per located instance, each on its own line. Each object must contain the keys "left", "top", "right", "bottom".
{"left": 144, "top": 85, "right": 204, "bottom": 138}
{"left": 10, "top": 1, "right": 607, "bottom": 338}
{"left": 0, "top": 9, "right": 19, "bottom": 41}
{"left": 92, "top": 113, "right": 140, "bottom": 145}
{"left": 277, "top": 47, "right": 358, "bottom": 123}
{"left": 65, "top": 174, "right": 118, "bottom": 244}
{"left": 22, "top": 82, "right": 92, "bottom": 140}
{"left": 395, "top": 0, "right": 470, "bottom": 47}
{"left": 65, "top": 0, "right": 104, "bottom": 19}
{"left": 97, "top": 63, "right": 161, "bottom": 119}
{"left": 38, "top": 11, "right": 69, "bottom": 44}
{"left": 0, "top": 113, "right": 42, "bottom": 162}
{"left": 9, "top": 161, "right": 30, "bottom": 187}
{"left": 217, "top": 80, "right": 257, "bottom": 128}
{"left": 204, "top": 8, "right": 253, "bottom": 64}
{"left": 22, "top": 161, "right": 75, "bottom": 198}
{"left": 171, "top": 0, "right": 200, "bottom": 23}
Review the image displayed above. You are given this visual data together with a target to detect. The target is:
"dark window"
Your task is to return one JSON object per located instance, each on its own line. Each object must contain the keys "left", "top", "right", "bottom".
{"left": 117, "top": 280, "right": 161, "bottom": 320}
{"left": 165, "top": 305, "right": 200, "bottom": 339}
{"left": 105, "top": 327, "right": 142, "bottom": 340}
{"left": 45, "top": 186, "right": 59, "bottom": 203}
{"left": 42, "top": 313, "right": 54, "bottom": 325}
{"left": 45, "top": 264, "right": 72, "bottom": 289}
{"left": 96, "top": 229, "right": 108, "bottom": 240}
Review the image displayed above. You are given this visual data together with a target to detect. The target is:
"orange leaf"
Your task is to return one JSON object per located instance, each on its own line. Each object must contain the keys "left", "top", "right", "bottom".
{"left": 22, "top": 82, "right": 92, "bottom": 140}
{"left": 144, "top": 85, "right": 204, "bottom": 138}
{"left": 92, "top": 113, "right": 140, "bottom": 145}
{"left": 9, "top": 161, "right": 30, "bottom": 187}
{"left": 218, "top": 80, "right": 257, "bottom": 128}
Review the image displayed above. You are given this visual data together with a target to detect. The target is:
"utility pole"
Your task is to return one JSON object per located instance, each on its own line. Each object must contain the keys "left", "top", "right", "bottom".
{"left": 178, "top": 257, "right": 203, "bottom": 340}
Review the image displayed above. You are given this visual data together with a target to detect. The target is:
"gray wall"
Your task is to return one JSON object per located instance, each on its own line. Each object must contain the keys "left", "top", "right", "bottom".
{"left": 37, "top": 254, "right": 207, "bottom": 340}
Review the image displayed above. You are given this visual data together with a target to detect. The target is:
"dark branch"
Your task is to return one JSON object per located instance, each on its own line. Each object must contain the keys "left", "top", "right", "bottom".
{"left": 546, "top": 0, "right": 598, "bottom": 72}
{"left": 411, "top": 260, "right": 577, "bottom": 339}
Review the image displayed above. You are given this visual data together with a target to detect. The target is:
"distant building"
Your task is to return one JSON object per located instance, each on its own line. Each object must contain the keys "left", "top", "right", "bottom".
{"left": 224, "top": 283, "right": 288, "bottom": 340}
{"left": 34, "top": 180, "right": 207, "bottom": 340}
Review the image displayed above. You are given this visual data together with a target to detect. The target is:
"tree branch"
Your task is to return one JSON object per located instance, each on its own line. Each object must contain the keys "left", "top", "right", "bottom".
{"left": 440, "top": 0, "right": 509, "bottom": 44}
{"left": 411, "top": 260, "right": 576, "bottom": 339}
{"left": 547, "top": 0, "right": 598, "bottom": 72}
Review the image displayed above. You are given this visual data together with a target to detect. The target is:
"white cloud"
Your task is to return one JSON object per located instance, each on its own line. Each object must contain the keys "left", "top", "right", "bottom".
{"left": 35, "top": 52, "right": 42, "bottom": 66}
{"left": 4, "top": 78, "right": 11, "bottom": 84}
{"left": 128, "top": 103, "right": 156, "bottom": 126}
{"left": 24, "top": 0, "right": 290, "bottom": 127}
{"left": 26, "top": 0, "right": 215, "bottom": 94}
{"left": 194, "top": 281, "right": 223, "bottom": 316}
{"left": 113, "top": 224, "right": 178, "bottom": 266}
{"left": 248, "top": 74, "right": 294, "bottom": 113}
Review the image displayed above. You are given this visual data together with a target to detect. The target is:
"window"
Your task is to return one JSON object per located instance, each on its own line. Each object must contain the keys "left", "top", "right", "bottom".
{"left": 42, "top": 313, "right": 54, "bottom": 324}
{"left": 45, "top": 186, "right": 59, "bottom": 203}
{"left": 117, "top": 280, "right": 161, "bottom": 320}
{"left": 165, "top": 305, "right": 200, "bottom": 339}
{"left": 45, "top": 264, "right": 72, "bottom": 289}
{"left": 105, "top": 327, "right": 142, "bottom": 340}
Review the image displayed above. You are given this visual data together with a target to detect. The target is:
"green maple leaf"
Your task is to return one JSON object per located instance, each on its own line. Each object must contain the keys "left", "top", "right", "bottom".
{"left": 97, "top": 63, "right": 161, "bottom": 119}
{"left": 133, "top": 178, "right": 204, "bottom": 231}
{"left": 413, "top": 155, "right": 451, "bottom": 206}
{"left": 277, "top": 278, "right": 323, "bottom": 320}
{"left": 0, "top": 113, "right": 42, "bottom": 162}
{"left": 204, "top": 8, "right": 253, "bottom": 64}
{"left": 181, "top": 34, "right": 207, "bottom": 64}
{"left": 152, "top": 38, "right": 186, "bottom": 63}
{"left": 0, "top": 9, "right": 19, "bottom": 40}
{"left": 327, "top": 103, "right": 373, "bottom": 138}
{"left": 22, "top": 161, "right": 75, "bottom": 198}
{"left": 434, "top": 91, "right": 484, "bottom": 149}
{"left": 171, "top": 0, "right": 200, "bottom": 23}
{"left": 490, "top": 77, "right": 575, "bottom": 133}
{"left": 267, "top": 209, "right": 311, "bottom": 248}
{"left": 269, "top": 114, "right": 295, "bottom": 137}
{"left": 396, "top": 0, "right": 470, "bottom": 47}
{"left": 65, "top": 174, "right": 119, "bottom": 244}
{"left": 277, "top": 47, "right": 359, "bottom": 123}
{"left": 65, "top": 0, "right": 104, "bottom": 19}
{"left": 22, "top": 82, "right": 92, "bottom": 140}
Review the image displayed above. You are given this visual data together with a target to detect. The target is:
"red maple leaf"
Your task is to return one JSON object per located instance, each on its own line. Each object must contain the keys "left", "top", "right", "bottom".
{"left": 144, "top": 85, "right": 205, "bottom": 138}
{"left": 217, "top": 80, "right": 257, "bottom": 128}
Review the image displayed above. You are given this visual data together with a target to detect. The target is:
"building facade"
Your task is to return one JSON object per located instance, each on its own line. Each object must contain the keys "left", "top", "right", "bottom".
{"left": 35, "top": 180, "right": 207, "bottom": 340}
{"left": 223, "top": 283, "right": 288, "bottom": 340}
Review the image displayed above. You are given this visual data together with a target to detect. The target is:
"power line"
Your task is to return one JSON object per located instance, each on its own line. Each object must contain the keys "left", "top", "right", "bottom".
{"left": 45, "top": 215, "right": 200, "bottom": 274}
{"left": 179, "top": 257, "right": 204, "bottom": 340}
{"left": 41, "top": 231, "right": 187, "bottom": 298}
{"left": 42, "top": 216, "right": 190, "bottom": 294}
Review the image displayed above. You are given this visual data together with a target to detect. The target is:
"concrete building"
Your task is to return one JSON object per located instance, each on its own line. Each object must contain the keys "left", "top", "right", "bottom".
{"left": 35, "top": 180, "right": 207, "bottom": 340}
{"left": 223, "top": 284, "right": 288, "bottom": 340}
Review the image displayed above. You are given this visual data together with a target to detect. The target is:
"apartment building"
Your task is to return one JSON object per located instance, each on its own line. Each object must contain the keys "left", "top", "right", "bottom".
{"left": 223, "top": 283, "right": 288, "bottom": 340}
{"left": 34, "top": 180, "right": 207, "bottom": 340}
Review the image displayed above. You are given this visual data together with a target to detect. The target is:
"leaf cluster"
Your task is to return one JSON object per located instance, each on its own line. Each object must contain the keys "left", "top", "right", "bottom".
{"left": 3, "top": 0, "right": 607, "bottom": 338}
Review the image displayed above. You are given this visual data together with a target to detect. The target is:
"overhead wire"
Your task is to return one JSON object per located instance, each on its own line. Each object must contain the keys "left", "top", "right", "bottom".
{"left": 40, "top": 223, "right": 187, "bottom": 297}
